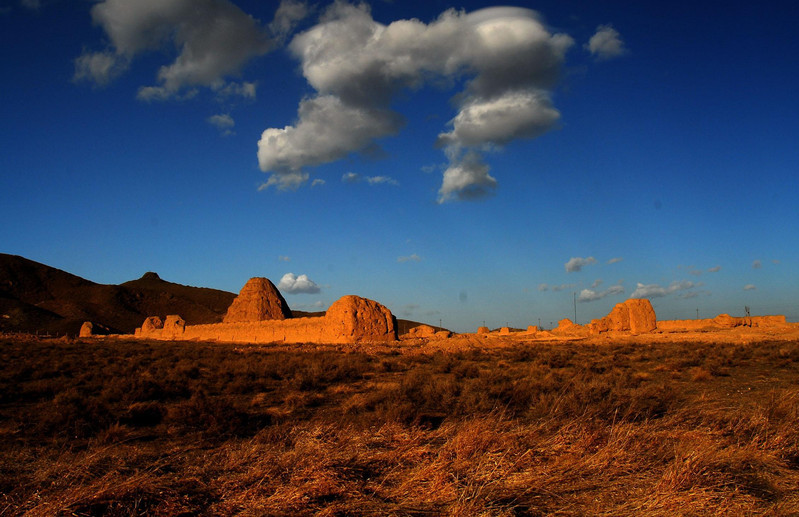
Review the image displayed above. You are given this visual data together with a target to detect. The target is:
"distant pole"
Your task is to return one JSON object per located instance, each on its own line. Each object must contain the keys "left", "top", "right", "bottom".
{"left": 573, "top": 292, "right": 577, "bottom": 324}
{"left": 439, "top": 319, "right": 442, "bottom": 330}
{"left": 696, "top": 308, "right": 699, "bottom": 319}
{"left": 538, "top": 318, "right": 541, "bottom": 328}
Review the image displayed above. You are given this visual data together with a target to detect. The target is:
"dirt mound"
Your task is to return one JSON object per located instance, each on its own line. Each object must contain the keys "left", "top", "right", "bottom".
{"left": 223, "top": 277, "right": 292, "bottom": 323}
{"left": 325, "top": 295, "right": 397, "bottom": 342}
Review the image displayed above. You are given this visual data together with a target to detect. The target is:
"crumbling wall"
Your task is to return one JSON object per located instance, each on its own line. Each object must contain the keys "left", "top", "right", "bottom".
{"left": 657, "top": 314, "right": 787, "bottom": 331}
{"left": 134, "top": 294, "right": 398, "bottom": 344}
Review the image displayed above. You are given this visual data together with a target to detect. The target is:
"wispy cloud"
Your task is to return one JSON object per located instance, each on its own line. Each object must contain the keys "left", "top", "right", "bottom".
{"left": 708, "top": 265, "right": 721, "bottom": 273}
{"left": 607, "top": 257, "right": 623, "bottom": 264}
{"left": 207, "top": 113, "right": 235, "bottom": 136}
{"left": 577, "top": 284, "right": 624, "bottom": 303}
{"left": 277, "top": 272, "right": 321, "bottom": 294}
{"left": 565, "top": 256, "right": 597, "bottom": 273}
{"left": 341, "top": 172, "right": 399, "bottom": 186}
{"left": 630, "top": 280, "right": 697, "bottom": 299}
{"left": 278, "top": 255, "right": 291, "bottom": 262}
{"left": 743, "top": 284, "right": 756, "bottom": 291}
{"left": 397, "top": 254, "right": 421, "bottom": 263}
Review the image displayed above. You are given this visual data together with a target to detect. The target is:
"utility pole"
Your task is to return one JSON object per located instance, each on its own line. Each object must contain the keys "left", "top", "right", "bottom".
{"left": 696, "top": 308, "right": 699, "bottom": 319}
{"left": 573, "top": 292, "right": 577, "bottom": 324}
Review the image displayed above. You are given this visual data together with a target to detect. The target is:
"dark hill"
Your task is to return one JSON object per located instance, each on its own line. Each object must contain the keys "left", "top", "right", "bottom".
{"left": 0, "top": 254, "right": 440, "bottom": 337}
{"left": 0, "top": 254, "right": 235, "bottom": 335}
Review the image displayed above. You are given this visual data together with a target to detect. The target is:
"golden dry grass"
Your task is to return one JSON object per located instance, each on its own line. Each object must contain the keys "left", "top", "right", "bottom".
{"left": 1, "top": 336, "right": 798, "bottom": 515}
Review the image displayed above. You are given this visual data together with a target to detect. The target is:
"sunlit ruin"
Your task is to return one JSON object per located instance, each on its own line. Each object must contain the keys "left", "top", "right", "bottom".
{"left": 75, "top": 279, "right": 797, "bottom": 347}
{"left": 129, "top": 277, "right": 398, "bottom": 344}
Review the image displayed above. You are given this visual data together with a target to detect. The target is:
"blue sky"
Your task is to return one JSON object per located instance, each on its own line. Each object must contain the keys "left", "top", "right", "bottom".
{"left": 2, "top": 0, "right": 797, "bottom": 332}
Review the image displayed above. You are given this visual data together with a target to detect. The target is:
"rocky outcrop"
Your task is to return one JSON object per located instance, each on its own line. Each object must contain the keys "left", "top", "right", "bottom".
{"left": 79, "top": 321, "right": 112, "bottom": 337}
{"left": 590, "top": 299, "right": 657, "bottom": 334}
{"left": 324, "top": 295, "right": 397, "bottom": 343}
{"left": 477, "top": 326, "right": 489, "bottom": 334}
{"left": 223, "top": 277, "right": 291, "bottom": 323}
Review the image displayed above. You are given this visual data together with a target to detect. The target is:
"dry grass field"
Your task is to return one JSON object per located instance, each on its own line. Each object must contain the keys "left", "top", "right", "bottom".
{"left": 1, "top": 335, "right": 798, "bottom": 515}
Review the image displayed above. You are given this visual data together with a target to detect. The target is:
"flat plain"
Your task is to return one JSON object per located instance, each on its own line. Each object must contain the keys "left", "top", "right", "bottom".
{"left": 2, "top": 334, "right": 798, "bottom": 516}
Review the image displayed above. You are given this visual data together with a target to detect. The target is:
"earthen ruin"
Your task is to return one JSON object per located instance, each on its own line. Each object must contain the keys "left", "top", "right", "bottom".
{"left": 131, "top": 277, "right": 397, "bottom": 344}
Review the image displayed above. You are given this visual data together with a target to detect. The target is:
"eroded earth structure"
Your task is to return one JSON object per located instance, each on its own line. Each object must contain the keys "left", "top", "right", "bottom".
{"left": 133, "top": 277, "right": 397, "bottom": 344}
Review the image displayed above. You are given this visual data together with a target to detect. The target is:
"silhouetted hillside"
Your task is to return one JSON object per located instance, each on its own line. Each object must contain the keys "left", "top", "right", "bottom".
{"left": 0, "top": 254, "right": 234, "bottom": 335}
{"left": 0, "top": 254, "right": 438, "bottom": 337}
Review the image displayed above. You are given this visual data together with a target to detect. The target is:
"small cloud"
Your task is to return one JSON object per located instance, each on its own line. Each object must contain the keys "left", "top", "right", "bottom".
{"left": 607, "top": 257, "right": 623, "bottom": 264}
{"left": 708, "top": 266, "right": 722, "bottom": 273}
{"left": 752, "top": 260, "right": 762, "bottom": 269}
{"left": 689, "top": 269, "right": 703, "bottom": 277}
{"left": 207, "top": 113, "right": 235, "bottom": 136}
{"left": 538, "top": 283, "right": 549, "bottom": 292}
{"left": 631, "top": 280, "right": 697, "bottom": 299}
{"left": 365, "top": 175, "right": 399, "bottom": 186}
{"left": 585, "top": 24, "right": 627, "bottom": 60}
{"left": 743, "top": 284, "right": 756, "bottom": 291}
{"left": 551, "top": 283, "right": 575, "bottom": 292}
{"left": 342, "top": 172, "right": 360, "bottom": 183}
{"left": 565, "top": 256, "right": 597, "bottom": 273}
{"left": 591, "top": 279, "right": 603, "bottom": 289}
{"left": 577, "top": 284, "right": 624, "bottom": 303}
{"left": 258, "top": 171, "right": 309, "bottom": 191}
{"left": 277, "top": 272, "right": 321, "bottom": 294}
{"left": 772, "top": 259, "right": 780, "bottom": 265}
{"left": 397, "top": 254, "right": 421, "bottom": 263}
{"left": 278, "top": 255, "right": 291, "bottom": 262}
{"left": 311, "top": 178, "right": 325, "bottom": 187}
{"left": 212, "top": 81, "right": 257, "bottom": 100}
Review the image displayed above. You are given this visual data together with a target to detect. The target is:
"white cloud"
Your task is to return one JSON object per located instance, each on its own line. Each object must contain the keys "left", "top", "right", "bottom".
{"left": 277, "top": 272, "right": 321, "bottom": 294}
{"left": 73, "top": 51, "right": 129, "bottom": 86}
{"left": 207, "top": 113, "right": 235, "bottom": 135}
{"left": 438, "top": 150, "right": 497, "bottom": 202}
{"left": 258, "top": 170, "right": 309, "bottom": 191}
{"left": 311, "top": 178, "right": 325, "bottom": 187}
{"left": 743, "top": 284, "right": 756, "bottom": 290}
{"left": 752, "top": 260, "right": 762, "bottom": 269}
{"left": 607, "top": 257, "right": 623, "bottom": 264}
{"left": 577, "top": 284, "right": 624, "bottom": 303}
{"left": 259, "top": 3, "right": 573, "bottom": 201}
{"left": 258, "top": 95, "right": 403, "bottom": 185}
{"left": 74, "top": 0, "right": 293, "bottom": 98}
{"left": 269, "top": 0, "right": 310, "bottom": 43}
{"left": 591, "top": 279, "right": 603, "bottom": 288}
{"left": 538, "top": 283, "right": 549, "bottom": 292}
{"left": 398, "top": 254, "right": 421, "bottom": 263}
{"left": 585, "top": 24, "right": 627, "bottom": 60}
{"left": 342, "top": 171, "right": 399, "bottom": 186}
{"left": 630, "top": 281, "right": 697, "bottom": 299}
{"left": 278, "top": 255, "right": 291, "bottom": 262}
{"left": 212, "top": 81, "right": 257, "bottom": 99}
{"left": 708, "top": 265, "right": 722, "bottom": 273}
{"left": 564, "top": 256, "right": 597, "bottom": 273}
{"left": 342, "top": 172, "right": 360, "bottom": 183}
{"left": 366, "top": 175, "right": 399, "bottom": 186}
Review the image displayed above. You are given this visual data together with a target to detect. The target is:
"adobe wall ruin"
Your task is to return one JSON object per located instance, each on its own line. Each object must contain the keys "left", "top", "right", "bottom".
{"left": 132, "top": 278, "right": 397, "bottom": 344}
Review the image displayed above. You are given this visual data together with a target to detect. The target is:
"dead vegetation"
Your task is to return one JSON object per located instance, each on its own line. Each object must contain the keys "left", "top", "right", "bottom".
{"left": 1, "top": 336, "right": 798, "bottom": 515}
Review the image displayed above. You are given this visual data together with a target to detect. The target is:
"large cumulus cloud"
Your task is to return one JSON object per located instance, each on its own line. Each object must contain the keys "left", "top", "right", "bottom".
{"left": 257, "top": 3, "right": 574, "bottom": 200}
{"left": 74, "top": 0, "right": 302, "bottom": 99}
